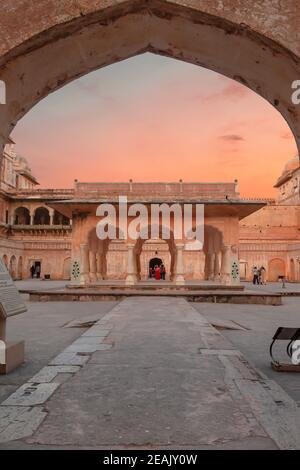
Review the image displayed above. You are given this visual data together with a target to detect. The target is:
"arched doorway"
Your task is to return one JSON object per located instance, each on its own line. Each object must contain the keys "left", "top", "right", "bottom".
{"left": 268, "top": 258, "right": 285, "bottom": 282}
{"left": 85, "top": 226, "right": 126, "bottom": 282}
{"left": 9, "top": 255, "right": 17, "bottom": 280}
{"left": 134, "top": 226, "right": 176, "bottom": 282}
{"left": 149, "top": 257, "right": 163, "bottom": 279}
{"left": 149, "top": 257, "right": 163, "bottom": 270}
{"left": 2, "top": 254, "right": 8, "bottom": 268}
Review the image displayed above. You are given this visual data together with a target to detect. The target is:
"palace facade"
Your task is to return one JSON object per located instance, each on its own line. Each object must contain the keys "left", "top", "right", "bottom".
{"left": 0, "top": 140, "right": 300, "bottom": 284}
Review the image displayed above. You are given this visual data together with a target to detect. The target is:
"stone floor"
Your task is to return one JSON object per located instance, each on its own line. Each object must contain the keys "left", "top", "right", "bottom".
{"left": 0, "top": 296, "right": 299, "bottom": 449}
{"left": 0, "top": 301, "right": 118, "bottom": 403}
{"left": 193, "top": 299, "right": 300, "bottom": 405}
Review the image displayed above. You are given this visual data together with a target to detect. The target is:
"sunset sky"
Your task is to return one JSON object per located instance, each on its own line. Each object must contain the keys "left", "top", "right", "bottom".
{"left": 12, "top": 53, "right": 297, "bottom": 197}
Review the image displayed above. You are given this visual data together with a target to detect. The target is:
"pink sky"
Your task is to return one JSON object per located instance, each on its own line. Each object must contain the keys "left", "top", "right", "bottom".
{"left": 12, "top": 53, "right": 297, "bottom": 197}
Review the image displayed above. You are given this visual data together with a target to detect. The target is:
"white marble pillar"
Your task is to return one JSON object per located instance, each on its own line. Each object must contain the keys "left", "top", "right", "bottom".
{"left": 174, "top": 243, "right": 185, "bottom": 285}
{"left": 125, "top": 244, "right": 137, "bottom": 285}
{"left": 80, "top": 244, "right": 90, "bottom": 285}
{"left": 89, "top": 251, "right": 97, "bottom": 283}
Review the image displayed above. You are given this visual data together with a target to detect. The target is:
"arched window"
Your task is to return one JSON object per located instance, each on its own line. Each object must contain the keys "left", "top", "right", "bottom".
{"left": 34, "top": 207, "right": 50, "bottom": 225}
{"left": 14, "top": 207, "right": 30, "bottom": 225}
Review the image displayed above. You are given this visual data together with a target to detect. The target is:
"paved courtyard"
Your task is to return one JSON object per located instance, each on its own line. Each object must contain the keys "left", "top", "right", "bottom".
{"left": 0, "top": 295, "right": 300, "bottom": 449}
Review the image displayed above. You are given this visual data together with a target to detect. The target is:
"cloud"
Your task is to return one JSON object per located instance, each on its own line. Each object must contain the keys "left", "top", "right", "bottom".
{"left": 280, "top": 131, "right": 293, "bottom": 140}
{"left": 203, "top": 82, "right": 250, "bottom": 104}
{"left": 219, "top": 134, "right": 245, "bottom": 142}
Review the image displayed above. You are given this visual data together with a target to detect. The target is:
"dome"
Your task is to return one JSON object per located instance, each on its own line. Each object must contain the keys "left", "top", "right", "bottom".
{"left": 282, "top": 155, "right": 299, "bottom": 175}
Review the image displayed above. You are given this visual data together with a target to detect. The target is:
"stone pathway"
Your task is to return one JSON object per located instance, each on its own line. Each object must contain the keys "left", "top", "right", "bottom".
{"left": 0, "top": 297, "right": 299, "bottom": 449}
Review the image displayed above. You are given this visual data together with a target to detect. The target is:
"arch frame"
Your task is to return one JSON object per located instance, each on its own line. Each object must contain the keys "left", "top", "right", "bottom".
{"left": 268, "top": 257, "right": 286, "bottom": 282}
{"left": 0, "top": 0, "right": 299, "bottom": 158}
{"left": 14, "top": 206, "right": 31, "bottom": 225}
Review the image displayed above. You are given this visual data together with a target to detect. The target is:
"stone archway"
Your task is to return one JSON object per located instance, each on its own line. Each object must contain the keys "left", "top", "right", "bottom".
{"left": 133, "top": 225, "right": 176, "bottom": 282}
{"left": 268, "top": 258, "right": 286, "bottom": 282}
{"left": 2, "top": 254, "right": 8, "bottom": 268}
{"left": 0, "top": 1, "right": 299, "bottom": 159}
{"left": 142, "top": 243, "right": 169, "bottom": 280}
{"left": 149, "top": 257, "right": 163, "bottom": 270}
{"left": 84, "top": 226, "right": 127, "bottom": 282}
{"left": 9, "top": 255, "right": 17, "bottom": 280}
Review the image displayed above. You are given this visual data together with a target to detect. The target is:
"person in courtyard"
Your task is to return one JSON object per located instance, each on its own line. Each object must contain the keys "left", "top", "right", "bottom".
{"left": 259, "top": 266, "right": 267, "bottom": 285}
{"left": 149, "top": 266, "right": 153, "bottom": 279}
{"left": 160, "top": 263, "right": 166, "bottom": 280}
{"left": 35, "top": 264, "right": 41, "bottom": 279}
{"left": 252, "top": 266, "right": 259, "bottom": 284}
{"left": 30, "top": 264, "right": 35, "bottom": 279}
{"left": 155, "top": 265, "right": 161, "bottom": 280}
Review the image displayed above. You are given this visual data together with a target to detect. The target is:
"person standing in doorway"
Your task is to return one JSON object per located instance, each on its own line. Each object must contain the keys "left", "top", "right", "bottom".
{"left": 252, "top": 266, "right": 259, "bottom": 285}
{"left": 155, "top": 265, "right": 160, "bottom": 281}
{"left": 35, "top": 264, "right": 41, "bottom": 279}
{"left": 30, "top": 265, "right": 35, "bottom": 279}
{"left": 160, "top": 264, "right": 166, "bottom": 280}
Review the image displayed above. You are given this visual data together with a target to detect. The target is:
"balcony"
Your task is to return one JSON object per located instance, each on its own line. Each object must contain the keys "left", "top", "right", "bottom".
{"left": 1, "top": 223, "right": 72, "bottom": 236}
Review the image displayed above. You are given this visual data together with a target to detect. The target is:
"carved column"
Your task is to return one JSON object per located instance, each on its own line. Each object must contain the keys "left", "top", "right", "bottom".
{"left": 89, "top": 251, "right": 97, "bottom": 283}
{"left": 125, "top": 244, "right": 137, "bottom": 285}
{"left": 49, "top": 209, "right": 54, "bottom": 226}
{"left": 96, "top": 252, "right": 104, "bottom": 280}
{"left": 174, "top": 243, "right": 185, "bottom": 285}
{"left": 214, "top": 252, "right": 221, "bottom": 281}
{"left": 30, "top": 209, "right": 34, "bottom": 225}
{"left": 80, "top": 244, "right": 90, "bottom": 285}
